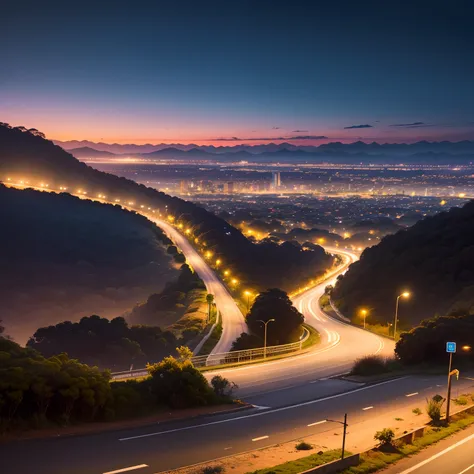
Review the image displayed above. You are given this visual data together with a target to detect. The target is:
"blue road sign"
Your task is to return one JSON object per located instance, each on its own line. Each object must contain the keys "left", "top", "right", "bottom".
{"left": 446, "top": 342, "right": 457, "bottom": 353}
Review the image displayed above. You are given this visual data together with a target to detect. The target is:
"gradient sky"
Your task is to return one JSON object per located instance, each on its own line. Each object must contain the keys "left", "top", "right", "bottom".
{"left": 2, "top": 0, "right": 474, "bottom": 145}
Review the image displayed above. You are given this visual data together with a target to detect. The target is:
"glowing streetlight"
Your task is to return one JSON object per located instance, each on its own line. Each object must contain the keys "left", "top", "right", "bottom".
{"left": 394, "top": 292, "right": 410, "bottom": 339}
{"left": 215, "top": 259, "right": 221, "bottom": 267}
{"left": 360, "top": 309, "right": 368, "bottom": 329}
{"left": 224, "top": 270, "right": 230, "bottom": 276}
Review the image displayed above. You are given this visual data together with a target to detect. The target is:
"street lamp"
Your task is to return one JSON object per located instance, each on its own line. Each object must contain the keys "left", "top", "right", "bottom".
{"left": 360, "top": 309, "right": 368, "bottom": 329}
{"left": 257, "top": 319, "right": 275, "bottom": 359}
{"left": 394, "top": 292, "right": 410, "bottom": 340}
{"left": 326, "top": 414, "right": 348, "bottom": 459}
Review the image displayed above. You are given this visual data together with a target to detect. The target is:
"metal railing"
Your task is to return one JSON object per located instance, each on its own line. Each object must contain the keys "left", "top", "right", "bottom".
{"left": 111, "top": 327, "right": 309, "bottom": 380}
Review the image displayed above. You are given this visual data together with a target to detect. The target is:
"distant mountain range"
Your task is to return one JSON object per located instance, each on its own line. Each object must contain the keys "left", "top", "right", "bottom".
{"left": 56, "top": 140, "right": 474, "bottom": 164}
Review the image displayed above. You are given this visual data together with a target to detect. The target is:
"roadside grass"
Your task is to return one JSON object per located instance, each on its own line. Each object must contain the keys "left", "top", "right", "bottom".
{"left": 198, "top": 317, "right": 223, "bottom": 356}
{"left": 247, "top": 449, "right": 349, "bottom": 474}
{"left": 341, "top": 409, "right": 474, "bottom": 473}
{"left": 302, "top": 324, "right": 320, "bottom": 349}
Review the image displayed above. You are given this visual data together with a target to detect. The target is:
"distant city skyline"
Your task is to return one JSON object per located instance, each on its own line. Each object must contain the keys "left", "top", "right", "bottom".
{"left": 2, "top": 1, "right": 473, "bottom": 145}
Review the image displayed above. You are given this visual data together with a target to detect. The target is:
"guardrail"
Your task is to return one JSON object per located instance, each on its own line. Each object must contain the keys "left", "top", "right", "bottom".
{"left": 111, "top": 327, "right": 310, "bottom": 380}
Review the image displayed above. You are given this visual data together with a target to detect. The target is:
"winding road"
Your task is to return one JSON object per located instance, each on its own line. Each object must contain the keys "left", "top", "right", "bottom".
{"left": 148, "top": 216, "right": 247, "bottom": 354}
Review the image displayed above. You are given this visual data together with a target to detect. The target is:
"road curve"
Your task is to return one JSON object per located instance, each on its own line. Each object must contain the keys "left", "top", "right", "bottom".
{"left": 148, "top": 216, "right": 247, "bottom": 354}
{"left": 206, "top": 246, "right": 395, "bottom": 398}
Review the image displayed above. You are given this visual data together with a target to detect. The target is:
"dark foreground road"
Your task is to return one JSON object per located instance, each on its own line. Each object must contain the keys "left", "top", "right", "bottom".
{"left": 1, "top": 375, "right": 473, "bottom": 474}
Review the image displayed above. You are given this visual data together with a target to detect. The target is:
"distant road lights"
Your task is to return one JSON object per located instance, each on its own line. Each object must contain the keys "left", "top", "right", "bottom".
{"left": 215, "top": 259, "right": 222, "bottom": 267}
{"left": 231, "top": 278, "right": 238, "bottom": 286}
{"left": 205, "top": 251, "right": 213, "bottom": 259}
{"left": 440, "top": 200, "right": 447, "bottom": 206}
{"left": 167, "top": 215, "right": 175, "bottom": 222}
{"left": 343, "top": 232, "right": 351, "bottom": 239}
{"left": 140, "top": 205, "right": 145, "bottom": 208}
{"left": 394, "top": 292, "right": 410, "bottom": 339}
{"left": 128, "top": 201, "right": 134, "bottom": 205}
{"left": 462, "top": 345, "right": 472, "bottom": 352}
{"left": 360, "top": 309, "right": 368, "bottom": 329}
{"left": 178, "top": 223, "right": 183, "bottom": 229}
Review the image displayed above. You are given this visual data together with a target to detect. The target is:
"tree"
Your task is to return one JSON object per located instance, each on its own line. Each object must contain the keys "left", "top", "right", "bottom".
{"left": 395, "top": 312, "right": 474, "bottom": 365}
{"left": 206, "top": 294, "right": 214, "bottom": 323}
{"left": 246, "top": 289, "right": 304, "bottom": 345}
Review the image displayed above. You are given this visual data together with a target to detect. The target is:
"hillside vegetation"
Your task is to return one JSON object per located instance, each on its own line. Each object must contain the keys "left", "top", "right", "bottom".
{"left": 0, "top": 184, "right": 177, "bottom": 343}
{"left": 0, "top": 123, "right": 331, "bottom": 291}
{"left": 333, "top": 200, "right": 474, "bottom": 327}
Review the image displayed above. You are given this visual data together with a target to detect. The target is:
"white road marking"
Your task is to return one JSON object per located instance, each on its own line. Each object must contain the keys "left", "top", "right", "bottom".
{"left": 406, "top": 392, "right": 419, "bottom": 397}
{"left": 119, "top": 376, "right": 409, "bottom": 441}
{"left": 252, "top": 405, "right": 271, "bottom": 410}
{"left": 224, "top": 447, "right": 233, "bottom": 451}
{"left": 252, "top": 435, "right": 269, "bottom": 442}
{"left": 308, "top": 420, "right": 327, "bottom": 427}
{"left": 398, "top": 432, "right": 474, "bottom": 473}
{"left": 459, "top": 463, "right": 474, "bottom": 474}
{"left": 362, "top": 406, "right": 374, "bottom": 411}
{"left": 103, "top": 465, "right": 148, "bottom": 474}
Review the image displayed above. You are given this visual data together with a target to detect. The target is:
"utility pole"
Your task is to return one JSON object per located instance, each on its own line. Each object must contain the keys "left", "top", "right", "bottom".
{"left": 326, "top": 413, "right": 348, "bottom": 459}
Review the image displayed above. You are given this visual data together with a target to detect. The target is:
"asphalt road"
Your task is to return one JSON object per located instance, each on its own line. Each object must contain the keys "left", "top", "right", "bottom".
{"left": 385, "top": 421, "right": 474, "bottom": 474}
{"left": 206, "top": 246, "right": 394, "bottom": 401}
{"left": 2, "top": 374, "right": 473, "bottom": 474}
{"left": 148, "top": 216, "right": 247, "bottom": 354}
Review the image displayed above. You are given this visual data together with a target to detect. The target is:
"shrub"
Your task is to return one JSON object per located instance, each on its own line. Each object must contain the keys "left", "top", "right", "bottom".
{"left": 351, "top": 355, "right": 396, "bottom": 376}
{"left": 426, "top": 395, "right": 445, "bottom": 424}
{"left": 412, "top": 407, "right": 422, "bottom": 415}
{"left": 374, "top": 428, "right": 395, "bottom": 446}
{"left": 454, "top": 396, "right": 468, "bottom": 406}
{"left": 202, "top": 466, "right": 224, "bottom": 474}
{"left": 147, "top": 356, "right": 214, "bottom": 409}
{"left": 295, "top": 441, "right": 313, "bottom": 451}
{"left": 210, "top": 375, "right": 238, "bottom": 398}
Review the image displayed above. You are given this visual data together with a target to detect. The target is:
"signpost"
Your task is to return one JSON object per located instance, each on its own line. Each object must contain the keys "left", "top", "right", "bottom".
{"left": 446, "top": 341, "right": 457, "bottom": 424}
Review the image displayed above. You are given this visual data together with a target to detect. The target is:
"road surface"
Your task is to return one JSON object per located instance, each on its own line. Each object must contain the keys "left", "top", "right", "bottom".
{"left": 148, "top": 216, "right": 247, "bottom": 354}
{"left": 205, "top": 246, "right": 394, "bottom": 399}
{"left": 2, "top": 374, "right": 473, "bottom": 474}
{"left": 384, "top": 421, "right": 474, "bottom": 474}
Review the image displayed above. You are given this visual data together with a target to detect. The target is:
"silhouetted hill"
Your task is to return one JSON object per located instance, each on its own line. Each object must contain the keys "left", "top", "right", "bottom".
{"left": 0, "top": 123, "right": 331, "bottom": 291}
{"left": 333, "top": 200, "right": 474, "bottom": 327}
{"left": 68, "top": 146, "right": 117, "bottom": 158}
{"left": 54, "top": 138, "right": 474, "bottom": 163}
{"left": 0, "top": 184, "right": 178, "bottom": 343}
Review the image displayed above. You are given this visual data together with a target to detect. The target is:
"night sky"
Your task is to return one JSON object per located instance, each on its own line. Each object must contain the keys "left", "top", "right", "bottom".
{"left": 2, "top": 0, "right": 473, "bottom": 144}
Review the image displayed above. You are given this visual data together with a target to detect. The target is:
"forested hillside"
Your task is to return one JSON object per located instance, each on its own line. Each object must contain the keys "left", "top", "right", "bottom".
{"left": 0, "top": 123, "right": 331, "bottom": 291}
{"left": 0, "top": 185, "right": 177, "bottom": 343}
{"left": 333, "top": 200, "right": 474, "bottom": 327}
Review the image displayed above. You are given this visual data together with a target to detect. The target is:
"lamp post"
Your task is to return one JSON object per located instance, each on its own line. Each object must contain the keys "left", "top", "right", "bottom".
{"left": 326, "top": 413, "right": 348, "bottom": 459}
{"left": 257, "top": 319, "right": 275, "bottom": 358}
{"left": 394, "top": 292, "right": 410, "bottom": 339}
{"left": 360, "top": 309, "right": 368, "bottom": 329}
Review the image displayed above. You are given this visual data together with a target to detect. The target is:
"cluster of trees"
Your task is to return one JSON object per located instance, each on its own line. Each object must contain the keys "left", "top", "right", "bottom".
{"left": 128, "top": 264, "right": 206, "bottom": 335}
{"left": 0, "top": 184, "right": 178, "bottom": 343}
{"left": 395, "top": 312, "right": 474, "bottom": 365}
{"left": 333, "top": 200, "right": 474, "bottom": 327}
{"left": 0, "top": 123, "right": 331, "bottom": 292}
{"left": 232, "top": 288, "right": 304, "bottom": 350}
{"left": 0, "top": 330, "right": 234, "bottom": 432}
{"left": 27, "top": 315, "right": 178, "bottom": 371}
